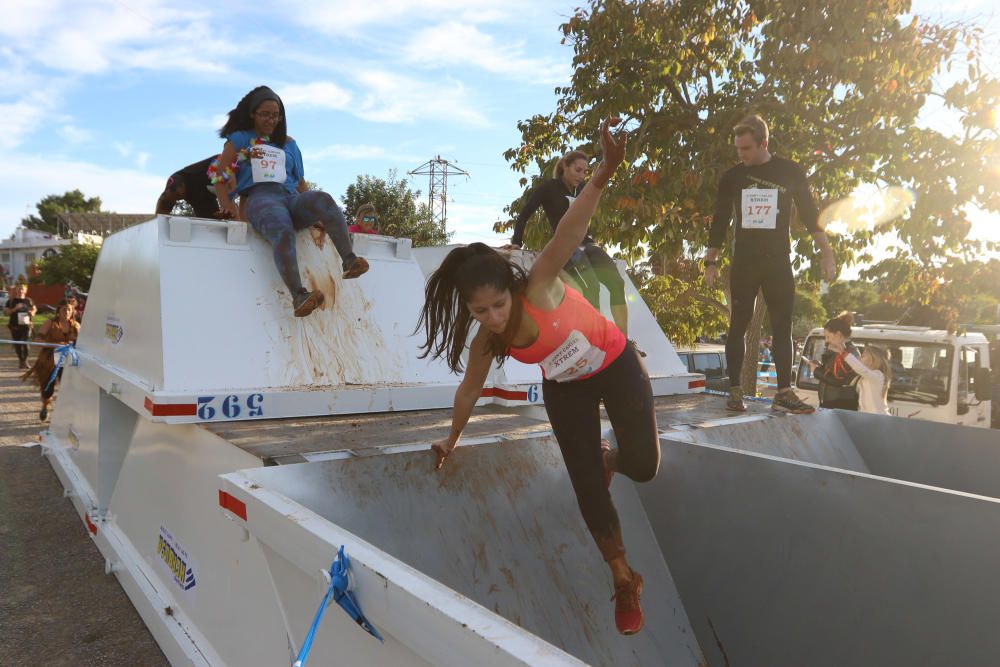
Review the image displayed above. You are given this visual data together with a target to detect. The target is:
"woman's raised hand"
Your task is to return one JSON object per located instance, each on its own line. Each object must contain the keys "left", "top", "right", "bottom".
{"left": 591, "top": 117, "right": 626, "bottom": 189}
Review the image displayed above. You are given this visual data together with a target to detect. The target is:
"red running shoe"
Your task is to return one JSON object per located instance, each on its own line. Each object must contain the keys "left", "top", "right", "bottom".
{"left": 601, "top": 439, "right": 614, "bottom": 489}
{"left": 613, "top": 570, "right": 644, "bottom": 635}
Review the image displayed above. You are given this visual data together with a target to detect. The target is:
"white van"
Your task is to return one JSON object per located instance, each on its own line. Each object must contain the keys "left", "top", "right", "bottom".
{"left": 796, "top": 325, "right": 993, "bottom": 428}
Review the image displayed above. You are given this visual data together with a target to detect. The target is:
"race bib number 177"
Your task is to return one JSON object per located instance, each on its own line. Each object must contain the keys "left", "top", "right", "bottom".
{"left": 741, "top": 188, "right": 778, "bottom": 229}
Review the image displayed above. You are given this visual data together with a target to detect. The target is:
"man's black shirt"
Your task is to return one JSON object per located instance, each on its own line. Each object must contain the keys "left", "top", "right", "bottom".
{"left": 709, "top": 156, "right": 820, "bottom": 259}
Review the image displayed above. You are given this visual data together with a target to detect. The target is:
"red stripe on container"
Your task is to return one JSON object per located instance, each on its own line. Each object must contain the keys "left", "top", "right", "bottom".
{"left": 144, "top": 398, "right": 197, "bottom": 417}
{"left": 218, "top": 490, "right": 247, "bottom": 521}
{"left": 480, "top": 387, "right": 528, "bottom": 401}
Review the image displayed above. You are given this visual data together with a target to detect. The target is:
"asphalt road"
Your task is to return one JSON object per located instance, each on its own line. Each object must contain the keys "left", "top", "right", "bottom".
{"left": 0, "top": 347, "right": 168, "bottom": 666}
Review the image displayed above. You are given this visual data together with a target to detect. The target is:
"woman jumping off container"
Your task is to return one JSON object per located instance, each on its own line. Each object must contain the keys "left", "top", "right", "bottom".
{"left": 418, "top": 118, "right": 656, "bottom": 635}
{"left": 214, "top": 86, "right": 369, "bottom": 317}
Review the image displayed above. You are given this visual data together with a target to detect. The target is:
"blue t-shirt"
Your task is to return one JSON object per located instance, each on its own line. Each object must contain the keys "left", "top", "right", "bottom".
{"left": 227, "top": 130, "right": 304, "bottom": 195}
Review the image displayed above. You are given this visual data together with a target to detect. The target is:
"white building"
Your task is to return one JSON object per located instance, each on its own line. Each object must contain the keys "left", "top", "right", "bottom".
{"left": 0, "top": 227, "right": 103, "bottom": 284}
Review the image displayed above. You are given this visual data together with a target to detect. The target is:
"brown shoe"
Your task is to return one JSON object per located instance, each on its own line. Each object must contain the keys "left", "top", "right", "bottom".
{"left": 293, "top": 290, "right": 325, "bottom": 317}
{"left": 343, "top": 256, "right": 369, "bottom": 279}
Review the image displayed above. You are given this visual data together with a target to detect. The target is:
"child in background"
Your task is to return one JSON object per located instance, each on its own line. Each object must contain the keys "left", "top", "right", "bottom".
{"left": 349, "top": 203, "right": 378, "bottom": 235}
{"left": 841, "top": 344, "right": 893, "bottom": 415}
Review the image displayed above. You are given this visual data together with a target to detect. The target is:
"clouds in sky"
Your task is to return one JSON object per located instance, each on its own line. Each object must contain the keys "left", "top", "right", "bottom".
{"left": 0, "top": 0, "right": 574, "bottom": 239}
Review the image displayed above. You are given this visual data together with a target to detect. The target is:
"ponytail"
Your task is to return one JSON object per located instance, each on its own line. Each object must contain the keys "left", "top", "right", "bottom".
{"left": 554, "top": 150, "right": 589, "bottom": 179}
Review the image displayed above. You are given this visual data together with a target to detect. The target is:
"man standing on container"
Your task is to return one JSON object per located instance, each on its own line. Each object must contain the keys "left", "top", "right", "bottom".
{"left": 703, "top": 114, "right": 836, "bottom": 413}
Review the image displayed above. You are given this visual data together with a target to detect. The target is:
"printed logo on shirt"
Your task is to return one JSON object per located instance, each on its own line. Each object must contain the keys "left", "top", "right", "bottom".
{"left": 251, "top": 144, "right": 286, "bottom": 184}
{"left": 746, "top": 175, "right": 787, "bottom": 193}
{"left": 540, "top": 329, "right": 607, "bottom": 383}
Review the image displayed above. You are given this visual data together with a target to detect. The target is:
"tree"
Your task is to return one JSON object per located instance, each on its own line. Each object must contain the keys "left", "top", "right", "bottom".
{"left": 634, "top": 257, "right": 728, "bottom": 348}
{"left": 22, "top": 190, "right": 103, "bottom": 236}
{"left": 341, "top": 171, "right": 451, "bottom": 247}
{"left": 864, "top": 256, "right": 1000, "bottom": 329}
{"left": 34, "top": 243, "right": 101, "bottom": 291}
{"left": 791, "top": 284, "right": 827, "bottom": 339}
{"left": 821, "top": 280, "right": 880, "bottom": 320}
{"left": 501, "top": 0, "right": 1000, "bottom": 389}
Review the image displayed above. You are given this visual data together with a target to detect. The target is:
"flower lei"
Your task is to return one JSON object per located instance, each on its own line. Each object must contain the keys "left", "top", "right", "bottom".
{"left": 207, "top": 135, "right": 270, "bottom": 185}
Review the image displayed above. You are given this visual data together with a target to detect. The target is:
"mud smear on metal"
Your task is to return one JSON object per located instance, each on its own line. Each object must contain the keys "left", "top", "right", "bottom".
{"left": 261, "top": 233, "right": 405, "bottom": 387}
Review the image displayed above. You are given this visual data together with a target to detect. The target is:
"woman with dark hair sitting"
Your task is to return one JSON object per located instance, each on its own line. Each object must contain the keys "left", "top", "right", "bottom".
{"left": 213, "top": 85, "right": 368, "bottom": 318}
{"left": 418, "top": 119, "right": 656, "bottom": 635}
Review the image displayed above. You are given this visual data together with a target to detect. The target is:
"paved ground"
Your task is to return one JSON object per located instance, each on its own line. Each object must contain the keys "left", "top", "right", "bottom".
{"left": 0, "top": 347, "right": 168, "bottom": 666}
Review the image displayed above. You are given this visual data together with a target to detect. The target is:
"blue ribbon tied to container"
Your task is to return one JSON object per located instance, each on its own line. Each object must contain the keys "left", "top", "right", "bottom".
{"left": 292, "top": 545, "right": 383, "bottom": 667}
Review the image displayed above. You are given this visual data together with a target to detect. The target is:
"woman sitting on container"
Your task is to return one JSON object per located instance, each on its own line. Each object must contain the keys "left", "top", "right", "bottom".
{"left": 22, "top": 299, "right": 79, "bottom": 421}
{"left": 418, "top": 119, "right": 655, "bottom": 635}
{"left": 214, "top": 86, "right": 369, "bottom": 318}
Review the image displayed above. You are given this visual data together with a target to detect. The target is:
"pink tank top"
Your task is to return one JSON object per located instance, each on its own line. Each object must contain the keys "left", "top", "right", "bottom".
{"left": 508, "top": 284, "right": 626, "bottom": 382}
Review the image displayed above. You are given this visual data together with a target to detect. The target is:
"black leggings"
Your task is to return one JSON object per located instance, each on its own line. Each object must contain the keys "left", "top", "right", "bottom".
{"left": 542, "top": 344, "right": 660, "bottom": 562}
{"left": 564, "top": 243, "right": 627, "bottom": 309}
{"left": 8, "top": 326, "right": 29, "bottom": 364}
{"left": 726, "top": 258, "right": 795, "bottom": 389}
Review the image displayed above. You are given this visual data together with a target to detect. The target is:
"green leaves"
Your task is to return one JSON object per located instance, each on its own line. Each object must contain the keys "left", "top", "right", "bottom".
{"left": 505, "top": 0, "right": 999, "bottom": 336}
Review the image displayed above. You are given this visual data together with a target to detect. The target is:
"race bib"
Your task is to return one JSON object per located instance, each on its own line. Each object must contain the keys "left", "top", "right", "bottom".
{"left": 250, "top": 144, "right": 286, "bottom": 184}
{"left": 17, "top": 312, "right": 30, "bottom": 326}
{"left": 540, "top": 329, "right": 607, "bottom": 383}
{"left": 741, "top": 188, "right": 778, "bottom": 229}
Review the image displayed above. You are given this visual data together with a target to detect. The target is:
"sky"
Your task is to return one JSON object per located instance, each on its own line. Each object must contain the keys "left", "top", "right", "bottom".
{"left": 0, "top": 0, "right": 997, "bottom": 267}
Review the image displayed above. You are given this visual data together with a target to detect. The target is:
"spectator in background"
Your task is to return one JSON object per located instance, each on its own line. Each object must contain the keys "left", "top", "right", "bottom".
{"left": 4, "top": 284, "right": 36, "bottom": 369}
{"left": 808, "top": 311, "right": 860, "bottom": 410}
{"left": 841, "top": 344, "right": 893, "bottom": 415}
{"left": 23, "top": 299, "right": 78, "bottom": 421}
{"left": 349, "top": 203, "right": 378, "bottom": 235}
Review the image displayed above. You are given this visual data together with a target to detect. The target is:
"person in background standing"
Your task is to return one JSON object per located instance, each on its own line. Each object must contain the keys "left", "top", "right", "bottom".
{"left": 4, "top": 284, "right": 36, "bottom": 369}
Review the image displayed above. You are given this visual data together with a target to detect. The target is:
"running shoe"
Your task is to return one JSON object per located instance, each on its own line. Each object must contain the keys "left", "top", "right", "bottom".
{"left": 343, "top": 256, "right": 370, "bottom": 279}
{"left": 601, "top": 439, "right": 614, "bottom": 489}
{"left": 613, "top": 569, "right": 645, "bottom": 635}
{"left": 771, "top": 389, "right": 815, "bottom": 414}
{"left": 39, "top": 405, "right": 48, "bottom": 421}
{"left": 292, "top": 289, "right": 325, "bottom": 318}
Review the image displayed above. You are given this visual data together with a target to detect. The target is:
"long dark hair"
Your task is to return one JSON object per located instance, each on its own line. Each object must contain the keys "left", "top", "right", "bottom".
{"left": 218, "top": 86, "right": 288, "bottom": 147}
{"left": 417, "top": 243, "right": 527, "bottom": 373}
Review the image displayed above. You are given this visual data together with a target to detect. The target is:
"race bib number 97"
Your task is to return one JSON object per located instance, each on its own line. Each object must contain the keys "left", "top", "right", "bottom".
{"left": 541, "top": 329, "right": 607, "bottom": 383}
{"left": 741, "top": 188, "right": 778, "bottom": 229}
{"left": 251, "top": 144, "right": 287, "bottom": 184}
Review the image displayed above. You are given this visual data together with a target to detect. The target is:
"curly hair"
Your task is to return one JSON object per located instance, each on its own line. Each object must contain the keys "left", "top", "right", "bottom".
{"left": 218, "top": 85, "right": 288, "bottom": 147}
{"left": 416, "top": 243, "right": 527, "bottom": 373}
